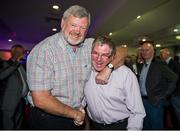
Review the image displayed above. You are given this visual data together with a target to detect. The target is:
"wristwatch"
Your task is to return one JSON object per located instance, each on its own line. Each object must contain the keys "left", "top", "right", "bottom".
{"left": 107, "top": 63, "right": 114, "bottom": 70}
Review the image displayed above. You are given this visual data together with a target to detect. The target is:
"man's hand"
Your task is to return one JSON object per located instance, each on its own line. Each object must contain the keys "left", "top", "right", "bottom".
{"left": 16, "top": 54, "right": 24, "bottom": 62}
{"left": 95, "top": 67, "right": 112, "bottom": 84}
{"left": 73, "top": 107, "right": 85, "bottom": 126}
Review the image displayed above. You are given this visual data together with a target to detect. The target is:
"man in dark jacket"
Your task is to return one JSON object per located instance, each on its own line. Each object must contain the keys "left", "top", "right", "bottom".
{"left": 0, "top": 44, "right": 29, "bottom": 129}
{"left": 160, "top": 48, "right": 180, "bottom": 129}
{"left": 138, "top": 41, "right": 177, "bottom": 130}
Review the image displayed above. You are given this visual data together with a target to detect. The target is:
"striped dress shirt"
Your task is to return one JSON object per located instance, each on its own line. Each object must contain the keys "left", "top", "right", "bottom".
{"left": 84, "top": 65, "right": 146, "bottom": 130}
{"left": 27, "top": 32, "right": 93, "bottom": 108}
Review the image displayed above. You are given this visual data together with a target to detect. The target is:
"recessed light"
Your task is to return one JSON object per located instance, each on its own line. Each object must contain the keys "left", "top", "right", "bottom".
{"left": 155, "top": 44, "right": 161, "bottom": 47}
{"left": 122, "top": 44, "right": 127, "bottom": 47}
{"left": 52, "top": 28, "right": 57, "bottom": 32}
{"left": 8, "top": 39, "right": 12, "bottom": 42}
{"left": 137, "top": 15, "right": 141, "bottom": 19}
{"left": 173, "top": 28, "right": 178, "bottom": 32}
{"left": 142, "top": 38, "right": 146, "bottom": 42}
{"left": 53, "top": 5, "right": 59, "bottom": 10}
{"left": 176, "top": 35, "right": 180, "bottom": 40}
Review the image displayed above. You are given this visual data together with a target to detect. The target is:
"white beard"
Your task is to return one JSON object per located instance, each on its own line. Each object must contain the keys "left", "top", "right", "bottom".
{"left": 65, "top": 34, "right": 84, "bottom": 45}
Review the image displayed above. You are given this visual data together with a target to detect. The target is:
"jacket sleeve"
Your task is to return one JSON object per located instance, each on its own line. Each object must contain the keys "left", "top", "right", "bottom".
{"left": 161, "top": 63, "right": 178, "bottom": 97}
{"left": 0, "top": 60, "right": 20, "bottom": 80}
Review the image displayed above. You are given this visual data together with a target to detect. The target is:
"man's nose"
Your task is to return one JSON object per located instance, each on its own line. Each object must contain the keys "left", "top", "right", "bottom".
{"left": 97, "top": 55, "right": 102, "bottom": 61}
{"left": 74, "top": 26, "right": 81, "bottom": 33}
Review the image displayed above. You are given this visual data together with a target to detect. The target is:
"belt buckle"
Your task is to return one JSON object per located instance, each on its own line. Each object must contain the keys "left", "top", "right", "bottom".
{"left": 100, "top": 118, "right": 127, "bottom": 127}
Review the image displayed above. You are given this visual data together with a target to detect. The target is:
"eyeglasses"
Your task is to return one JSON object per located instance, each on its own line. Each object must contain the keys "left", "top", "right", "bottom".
{"left": 91, "top": 52, "right": 111, "bottom": 60}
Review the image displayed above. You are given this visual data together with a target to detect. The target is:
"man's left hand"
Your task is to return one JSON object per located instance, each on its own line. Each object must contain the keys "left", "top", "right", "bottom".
{"left": 95, "top": 67, "right": 112, "bottom": 84}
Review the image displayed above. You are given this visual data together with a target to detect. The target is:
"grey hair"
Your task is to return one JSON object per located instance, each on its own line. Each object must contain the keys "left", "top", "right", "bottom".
{"left": 63, "top": 5, "right": 91, "bottom": 26}
{"left": 160, "top": 48, "right": 170, "bottom": 55}
{"left": 92, "top": 36, "right": 116, "bottom": 56}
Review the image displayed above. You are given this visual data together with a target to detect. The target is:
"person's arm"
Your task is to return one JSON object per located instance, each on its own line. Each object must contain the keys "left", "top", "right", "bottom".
{"left": 0, "top": 58, "right": 22, "bottom": 80}
{"left": 31, "top": 90, "right": 85, "bottom": 124}
{"left": 161, "top": 63, "right": 178, "bottom": 97}
{"left": 0, "top": 54, "right": 24, "bottom": 80}
{"left": 0, "top": 61, "right": 19, "bottom": 80}
{"left": 95, "top": 47, "right": 127, "bottom": 84}
{"left": 125, "top": 70, "right": 146, "bottom": 130}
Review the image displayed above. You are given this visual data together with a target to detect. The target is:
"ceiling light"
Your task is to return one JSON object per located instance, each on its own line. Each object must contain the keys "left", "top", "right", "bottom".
{"left": 122, "top": 44, "right": 127, "bottom": 47}
{"left": 8, "top": 39, "right": 12, "bottom": 42}
{"left": 137, "top": 15, "right": 141, "bottom": 19}
{"left": 155, "top": 44, "right": 161, "bottom": 47}
{"left": 109, "top": 32, "right": 112, "bottom": 36}
{"left": 142, "top": 38, "right": 146, "bottom": 42}
{"left": 176, "top": 36, "right": 180, "bottom": 40}
{"left": 52, "top": 5, "right": 59, "bottom": 10}
{"left": 52, "top": 28, "right": 57, "bottom": 32}
{"left": 173, "top": 28, "right": 178, "bottom": 32}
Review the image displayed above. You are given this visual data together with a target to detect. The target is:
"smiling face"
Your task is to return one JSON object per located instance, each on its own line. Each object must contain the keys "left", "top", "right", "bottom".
{"left": 61, "top": 15, "right": 89, "bottom": 46}
{"left": 91, "top": 44, "right": 113, "bottom": 72}
{"left": 141, "top": 42, "right": 154, "bottom": 62}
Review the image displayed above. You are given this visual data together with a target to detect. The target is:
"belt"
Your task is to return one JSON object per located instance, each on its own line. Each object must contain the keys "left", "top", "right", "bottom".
{"left": 93, "top": 117, "right": 128, "bottom": 127}
{"left": 30, "top": 106, "right": 72, "bottom": 121}
{"left": 142, "top": 96, "right": 148, "bottom": 99}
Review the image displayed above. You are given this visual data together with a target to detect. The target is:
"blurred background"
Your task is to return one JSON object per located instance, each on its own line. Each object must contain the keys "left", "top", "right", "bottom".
{"left": 0, "top": 0, "right": 180, "bottom": 60}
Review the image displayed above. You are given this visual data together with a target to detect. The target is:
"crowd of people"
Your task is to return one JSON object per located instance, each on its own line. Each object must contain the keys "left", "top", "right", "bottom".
{"left": 0, "top": 5, "right": 180, "bottom": 130}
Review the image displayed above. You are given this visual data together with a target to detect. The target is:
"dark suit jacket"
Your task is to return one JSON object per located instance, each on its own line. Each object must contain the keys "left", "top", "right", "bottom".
{"left": 138, "top": 58, "right": 178, "bottom": 105}
{"left": 168, "top": 58, "right": 180, "bottom": 96}
{"left": 0, "top": 59, "right": 29, "bottom": 129}
{"left": 0, "top": 59, "right": 28, "bottom": 110}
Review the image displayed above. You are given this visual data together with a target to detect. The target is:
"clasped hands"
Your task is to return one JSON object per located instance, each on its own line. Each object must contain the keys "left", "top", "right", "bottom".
{"left": 73, "top": 107, "right": 85, "bottom": 126}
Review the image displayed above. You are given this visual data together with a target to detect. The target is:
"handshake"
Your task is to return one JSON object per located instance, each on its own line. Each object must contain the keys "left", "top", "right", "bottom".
{"left": 73, "top": 107, "right": 86, "bottom": 126}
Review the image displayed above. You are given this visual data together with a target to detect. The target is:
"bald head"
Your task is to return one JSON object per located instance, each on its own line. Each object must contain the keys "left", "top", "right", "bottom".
{"left": 141, "top": 42, "right": 155, "bottom": 62}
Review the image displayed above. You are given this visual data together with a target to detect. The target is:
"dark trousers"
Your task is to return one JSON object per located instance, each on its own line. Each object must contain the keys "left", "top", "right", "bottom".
{"left": 28, "top": 107, "right": 85, "bottom": 130}
{"left": 142, "top": 98, "right": 165, "bottom": 130}
{"left": 0, "top": 98, "right": 25, "bottom": 130}
{"left": 89, "top": 118, "right": 128, "bottom": 130}
{"left": 171, "top": 96, "right": 180, "bottom": 128}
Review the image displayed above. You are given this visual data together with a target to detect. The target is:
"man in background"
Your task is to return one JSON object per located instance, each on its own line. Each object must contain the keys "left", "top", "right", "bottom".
{"left": 160, "top": 48, "right": 180, "bottom": 129}
{"left": 138, "top": 42, "right": 177, "bottom": 129}
{"left": 0, "top": 44, "right": 28, "bottom": 129}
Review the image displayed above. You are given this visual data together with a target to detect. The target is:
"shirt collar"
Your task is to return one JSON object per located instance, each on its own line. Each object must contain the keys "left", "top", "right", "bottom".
{"left": 145, "top": 58, "right": 153, "bottom": 65}
{"left": 166, "top": 57, "right": 171, "bottom": 64}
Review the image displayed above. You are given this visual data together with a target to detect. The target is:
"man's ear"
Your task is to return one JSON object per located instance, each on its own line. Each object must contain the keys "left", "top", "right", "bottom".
{"left": 61, "top": 19, "right": 64, "bottom": 28}
{"left": 110, "top": 55, "right": 115, "bottom": 61}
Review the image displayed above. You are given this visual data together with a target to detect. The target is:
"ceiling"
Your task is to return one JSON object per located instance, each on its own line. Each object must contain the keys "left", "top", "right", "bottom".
{"left": 0, "top": 0, "right": 180, "bottom": 50}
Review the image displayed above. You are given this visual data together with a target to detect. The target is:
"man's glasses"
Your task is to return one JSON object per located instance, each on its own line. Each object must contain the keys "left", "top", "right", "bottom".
{"left": 91, "top": 52, "right": 111, "bottom": 60}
